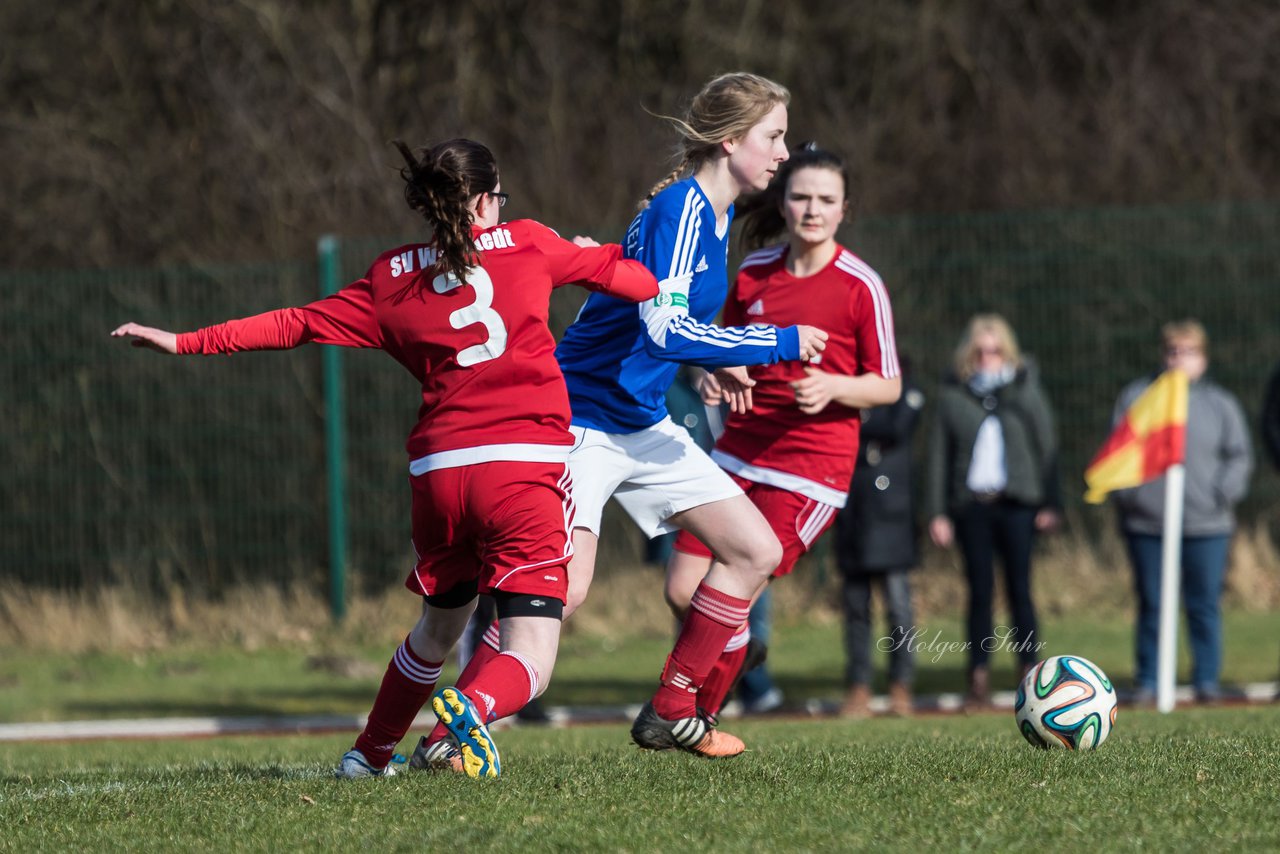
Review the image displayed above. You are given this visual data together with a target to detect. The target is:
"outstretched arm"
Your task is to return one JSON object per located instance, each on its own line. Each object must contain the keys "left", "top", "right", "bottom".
{"left": 638, "top": 273, "right": 826, "bottom": 366}
{"left": 110, "top": 279, "right": 382, "bottom": 356}
{"left": 627, "top": 195, "right": 823, "bottom": 367}
{"left": 535, "top": 225, "right": 658, "bottom": 302}
{"left": 111, "top": 323, "right": 178, "bottom": 353}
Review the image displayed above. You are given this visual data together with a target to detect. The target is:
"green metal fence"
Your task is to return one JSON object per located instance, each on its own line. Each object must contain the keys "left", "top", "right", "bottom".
{"left": 5, "top": 202, "right": 1278, "bottom": 598}
{"left": 857, "top": 201, "right": 1280, "bottom": 530}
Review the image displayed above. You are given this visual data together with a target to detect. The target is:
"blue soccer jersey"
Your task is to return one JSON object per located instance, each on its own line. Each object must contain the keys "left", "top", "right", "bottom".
{"left": 557, "top": 178, "right": 801, "bottom": 432}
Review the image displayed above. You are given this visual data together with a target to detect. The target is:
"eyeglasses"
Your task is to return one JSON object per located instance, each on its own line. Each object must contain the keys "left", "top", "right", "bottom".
{"left": 976, "top": 346, "right": 1004, "bottom": 357}
{"left": 488, "top": 191, "right": 509, "bottom": 208}
{"left": 1165, "top": 346, "right": 1201, "bottom": 357}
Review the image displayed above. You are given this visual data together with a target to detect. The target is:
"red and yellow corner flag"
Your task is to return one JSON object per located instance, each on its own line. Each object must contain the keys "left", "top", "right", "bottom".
{"left": 1084, "top": 369, "right": 1188, "bottom": 504}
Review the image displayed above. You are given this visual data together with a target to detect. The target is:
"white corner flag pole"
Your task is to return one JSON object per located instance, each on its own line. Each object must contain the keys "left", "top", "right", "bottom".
{"left": 1156, "top": 463, "right": 1186, "bottom": 713}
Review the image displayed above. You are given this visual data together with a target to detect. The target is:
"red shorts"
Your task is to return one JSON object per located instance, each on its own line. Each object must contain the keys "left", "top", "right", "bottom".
{"left": 672, "top": 473, "right": 839, "bottom": 578}
{"left": 404, "top": 461, "right": 573, "bottom": 603}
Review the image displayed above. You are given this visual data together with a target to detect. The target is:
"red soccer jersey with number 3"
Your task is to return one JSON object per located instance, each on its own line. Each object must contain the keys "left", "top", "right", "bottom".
{"left": 712, "top": 243, "right": 900, "bottom": 505}
{"left": 177, "top": 220, "right": 656, "bottom": 465}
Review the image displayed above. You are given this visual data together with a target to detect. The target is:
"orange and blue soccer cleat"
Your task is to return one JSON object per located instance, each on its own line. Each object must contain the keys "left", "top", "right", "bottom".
{"left": 430, "top": 686, "right": 500, "bottom": 778}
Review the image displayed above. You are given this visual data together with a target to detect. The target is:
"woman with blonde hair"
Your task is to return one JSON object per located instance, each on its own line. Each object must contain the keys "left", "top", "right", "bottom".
{"left": 925, "top": 313, "right": 1061, "bottom": 711}
{"left": 415, "top": 72, "right": 828, "bottom": 761}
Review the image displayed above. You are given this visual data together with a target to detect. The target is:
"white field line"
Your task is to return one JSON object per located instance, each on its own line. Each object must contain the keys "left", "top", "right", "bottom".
{"left": 2, "top": 683, "right": 1275, "bottom": 744}
{"left": 0, "top": 714, "right": 369, "bottom": 742}
{"left": 0, "top": 767, "right": 336, "bottom": 805}
{"left": 0, "top": 706, "right": 645, "bottom": 743}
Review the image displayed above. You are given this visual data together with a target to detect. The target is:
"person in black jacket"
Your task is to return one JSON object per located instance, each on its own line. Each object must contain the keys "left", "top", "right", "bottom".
{"left": 835, "top": 363, "right": 924, "bottom": 718}
{"left": 1263, "top": 361, "right": 1280, "bottom": 472}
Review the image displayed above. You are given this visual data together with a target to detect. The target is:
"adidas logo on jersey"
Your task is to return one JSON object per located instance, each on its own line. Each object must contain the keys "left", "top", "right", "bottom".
{"left": 695, "top": 255, "right": 709, "bottom": 273}
{"left": 746, "top": 299, "right": 764, "bottom": 316}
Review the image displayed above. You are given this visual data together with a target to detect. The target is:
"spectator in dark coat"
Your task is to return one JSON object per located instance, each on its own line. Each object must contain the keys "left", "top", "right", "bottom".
{"left": 926, "top": 314, "right": 1061, "bottom": 711}
{"left": 835, "top": 363, "right": 924, "bottom": 718}
{"left": 1262, "top": 361, "right": 1280, "bottom": 472}
{"left": 1262, "top": 361, "right": 1280, "bottom": 701}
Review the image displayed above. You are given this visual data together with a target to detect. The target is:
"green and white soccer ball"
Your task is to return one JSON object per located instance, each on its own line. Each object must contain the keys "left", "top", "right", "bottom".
{"left": 1014, "top": 655, "right": 1117, "bottom": 750}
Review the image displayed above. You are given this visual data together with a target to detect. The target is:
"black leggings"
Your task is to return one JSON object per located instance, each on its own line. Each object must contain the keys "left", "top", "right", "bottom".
{"left": 953, "top": 499, "right": 1040, "bottom": 670}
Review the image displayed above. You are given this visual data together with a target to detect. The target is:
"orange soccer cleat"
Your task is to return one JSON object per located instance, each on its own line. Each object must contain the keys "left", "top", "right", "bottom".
{"left": 630, "top": 703, "right": 745, "bottom": 758}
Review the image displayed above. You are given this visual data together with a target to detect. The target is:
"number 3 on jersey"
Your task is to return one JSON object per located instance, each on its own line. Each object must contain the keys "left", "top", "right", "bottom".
{"left": 432, "top": 267, "right": 508, "bottom": 366}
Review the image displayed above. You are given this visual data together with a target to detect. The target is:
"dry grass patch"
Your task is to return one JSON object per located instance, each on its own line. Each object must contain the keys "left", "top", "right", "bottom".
{"left": 1, "top": 524, "right": 1275, "bottom": 653}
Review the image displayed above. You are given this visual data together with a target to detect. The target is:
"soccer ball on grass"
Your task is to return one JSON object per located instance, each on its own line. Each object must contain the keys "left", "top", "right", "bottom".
{"left": 1014, "top": 654, "right": 1117, "bottom": 750}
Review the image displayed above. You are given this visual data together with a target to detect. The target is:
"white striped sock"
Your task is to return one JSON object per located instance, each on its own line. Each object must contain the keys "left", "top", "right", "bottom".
{"left": 724, "top": 625, "right": 750, "bottom": 654}
{"left": 393, "top": 643, "right": 442, "bottom": 686}
{"left": 499, "top": 651, "right": 541, "bottom": 704}
{"left": 481, "top": 623, "right": 500, "bottom": 651}
{"left": 691, "top": 588, "right": 750, "bottom": 627}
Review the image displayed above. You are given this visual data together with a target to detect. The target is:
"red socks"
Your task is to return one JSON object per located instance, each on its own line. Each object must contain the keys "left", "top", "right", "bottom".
{"left": 422, "top": 621, "right": 501, "bottom": 748}
{"left": 463, "top": 651, "right": 539, "bottom": 724}
{"left": 697, "top": 624, "right": 750, "bottom": 715}
{"left": 353, "top": 637, "right": 442, "bottom": 768}
{"left": 651, "top": 583, "right": 752, "bottom": 720}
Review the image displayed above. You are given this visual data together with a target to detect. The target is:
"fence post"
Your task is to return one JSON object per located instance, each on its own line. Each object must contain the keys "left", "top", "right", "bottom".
{"left": 318, "top": 235, "right": 348, "bottom": 622}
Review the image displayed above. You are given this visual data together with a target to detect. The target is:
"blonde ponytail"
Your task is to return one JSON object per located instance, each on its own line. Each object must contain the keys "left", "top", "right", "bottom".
{"left": 638, "top": 72, "right": 789, "bottom": 208}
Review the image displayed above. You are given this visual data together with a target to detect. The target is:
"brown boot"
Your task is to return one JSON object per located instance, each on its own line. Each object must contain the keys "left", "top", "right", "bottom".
{"left": 840, "top": 684, "right": 872, "bottom": 719}
{"left": 964, "top": 666, "right": 991, "bottom": 714}
{"left": 888, "top": 682, "right": 914, "bottom": 717}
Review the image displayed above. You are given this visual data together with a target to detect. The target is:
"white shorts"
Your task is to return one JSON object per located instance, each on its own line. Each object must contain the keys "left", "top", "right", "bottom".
{"left": 568, "top": 417, "right": 743, "bottom": 538}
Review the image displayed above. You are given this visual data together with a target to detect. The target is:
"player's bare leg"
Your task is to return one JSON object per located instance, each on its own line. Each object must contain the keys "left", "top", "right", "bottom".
{"left": 631, "top": 495, "right": 780, "bottom": 757}
{"left": 410, "top": 598, "right": 480, "bottom": 662}
{"left": 671, "top": 494, "right": 780, "bottom": 598}
{"left": 664, "top": 548, "right": 713, "bottom": 622}
{"left": 498, "top": 613, "right": 562, "bottom": 692}
{"left": 339, "top": 598, "right": 477, "bottom": 778}
{"left": 665, "top": 548, "right": 768, "bottom": 716}
{"left": 416, "top": 529, "right": 596, "bottom": 764}
{"left": 563, "top": 528, "right": 599, "bottom": 618}
{"left": 432, "top": 612, "right": 563, "bottom": 779}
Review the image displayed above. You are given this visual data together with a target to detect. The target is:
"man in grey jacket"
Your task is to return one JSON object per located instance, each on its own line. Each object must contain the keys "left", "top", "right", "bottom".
{"left": 1112, "top": 320, "right": 1253, "bottom": 705}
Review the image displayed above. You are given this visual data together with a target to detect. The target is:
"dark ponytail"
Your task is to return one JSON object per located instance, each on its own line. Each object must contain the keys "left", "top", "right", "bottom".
{"left": 736, "top": 143, "right": 852, "bottom": 252}
{"left": 394, "top": 138, "right": 500, "bottom": 283}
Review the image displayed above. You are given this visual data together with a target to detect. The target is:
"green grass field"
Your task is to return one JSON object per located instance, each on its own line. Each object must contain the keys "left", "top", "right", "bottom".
{"left": 2, "top": 611, "right": 1277, "bottom": 723}
{"left": 2, "top": 609, "right": 1277, "bottom": 849}
{"left": 3, "top": 708, "right": 1278, "bottom": 851}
